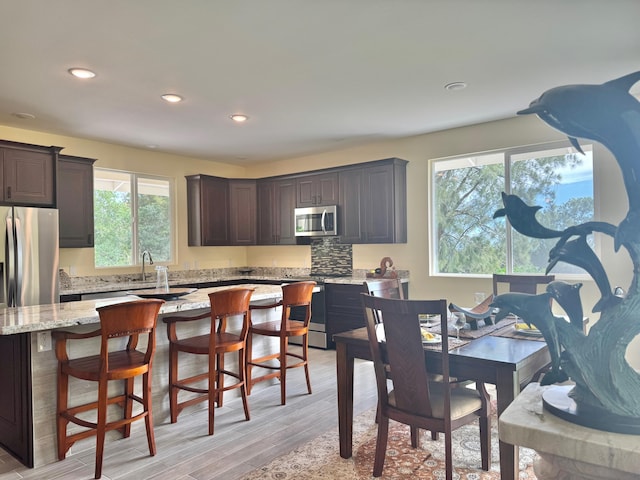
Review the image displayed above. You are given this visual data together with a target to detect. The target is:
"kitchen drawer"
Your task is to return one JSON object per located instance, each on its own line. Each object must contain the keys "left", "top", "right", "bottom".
{"left": 59, "top": 294, "right": 81, "bottom": 302}
{"left": 325, "top": 283, "right": 367, "bottom": 348}
{"left": 325, "top": 283, "right": 365, "bottom": 312}
{"left": 326, "top": 311, "right": 365, "bottom": 348}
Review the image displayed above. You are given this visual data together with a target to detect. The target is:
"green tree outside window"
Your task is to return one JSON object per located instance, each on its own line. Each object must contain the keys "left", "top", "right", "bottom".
{"left": 432, "top": 142, "right": 594, "bottom": 276}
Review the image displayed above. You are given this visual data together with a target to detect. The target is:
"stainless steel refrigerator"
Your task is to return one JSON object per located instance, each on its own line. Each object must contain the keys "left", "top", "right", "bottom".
{"left": 0, "top": 206, "right": 59, "bottom": 307}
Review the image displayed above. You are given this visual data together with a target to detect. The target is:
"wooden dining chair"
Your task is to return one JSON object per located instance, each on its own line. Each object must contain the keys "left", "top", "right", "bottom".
{"left": 364, "top": 278, "right": 405, "bottom": 300}
{"left": 163, "top": 287, "right": 254, "bottom": 435}
{"left": 360, "top": 293, "right": 491, "bottom": 480}
{"left": 363, "top": 278, "right": 405, "bottom": 327}
{"left": 247, "top": 281, "right": 316, "bottom": 405}
{"left": 52, "top": 298, "right": 165, "bottom": 479}
{"left": 365, "top": 278, "right": 470, "bottom": 394}
{"left": 492, "top": 273, "right": 555, "bottom": 296}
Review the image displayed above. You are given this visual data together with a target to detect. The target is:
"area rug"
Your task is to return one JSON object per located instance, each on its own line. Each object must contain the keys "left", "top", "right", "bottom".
{"left": 241, "top": 406, "right": 537, "bottom": 479}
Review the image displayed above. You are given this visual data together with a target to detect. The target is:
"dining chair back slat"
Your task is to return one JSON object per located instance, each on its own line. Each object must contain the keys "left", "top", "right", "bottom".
{"left": 363, "top": 278, "right": 405, "bottom": 326}
{"left": 492, "top": 273, "right": 555, "bottom": 296}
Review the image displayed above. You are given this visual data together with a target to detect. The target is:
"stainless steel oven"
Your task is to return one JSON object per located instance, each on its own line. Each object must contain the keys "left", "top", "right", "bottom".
{"left": 289, "top": 285, "right": 327, "bottom": 349}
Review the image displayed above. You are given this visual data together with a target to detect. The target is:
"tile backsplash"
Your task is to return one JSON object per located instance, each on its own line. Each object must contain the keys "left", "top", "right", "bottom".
{"left": 310, "top": 237, "right": 352, "bottom": 276}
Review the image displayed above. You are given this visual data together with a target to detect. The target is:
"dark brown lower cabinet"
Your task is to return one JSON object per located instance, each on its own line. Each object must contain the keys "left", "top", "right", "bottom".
{"left": 0, "top": 333, "right": 32, "bottom": 467}
{"left": 325, "top": 282, "right": 408, "bottom": 348}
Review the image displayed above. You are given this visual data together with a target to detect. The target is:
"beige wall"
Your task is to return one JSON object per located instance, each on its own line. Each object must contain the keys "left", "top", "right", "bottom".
{"left": 1, "top": 116, "right": 637, "bottom": 367}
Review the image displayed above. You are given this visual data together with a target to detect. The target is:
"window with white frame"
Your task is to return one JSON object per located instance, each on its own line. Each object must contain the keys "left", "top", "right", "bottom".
{"left": 431, "top": 141, "right": 594, "bottom": 276}
{"left": 94, "top": 168, "right": 174, "bottom": 268}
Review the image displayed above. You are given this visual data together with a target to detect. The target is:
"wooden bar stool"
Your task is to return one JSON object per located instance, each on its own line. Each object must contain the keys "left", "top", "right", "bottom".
{"left": 163, "top": 287, "right": 254, "bottom": 435}
{"left": 247, "top": 281, "right": 315, "bottom": 405}
{"left": 52, "top": 298, "right": 164, "bottom": 479}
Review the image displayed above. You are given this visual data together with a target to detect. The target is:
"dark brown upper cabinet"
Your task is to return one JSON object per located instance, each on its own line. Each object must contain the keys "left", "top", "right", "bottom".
{"left": 229, "top": 179, "right": 257, "bottom": 245}
{"left": 296, "top": 172, "right": 338, "bottom": 207}
{"left": 0, "top": 140, "right": 61, "bottom": 207}
{"left": 186, "top": 174, "right": 229, "bottom": 246}
{"left": 337, "top": 168, "right": 364, "bottom": 244}
{"left": 58, "top": 154, "right": 97, "bottom": 248}
{"left": 186, "top": 175, "right": 258, "bottom": 246}
{"left": 189, "top": 157, "right": 407, "bottom": 247}
{"left": 257, "top": 178, "right": 297, "bottom": 245}
{"left": 338, "top": 158, "right": 407, "bottom": 244}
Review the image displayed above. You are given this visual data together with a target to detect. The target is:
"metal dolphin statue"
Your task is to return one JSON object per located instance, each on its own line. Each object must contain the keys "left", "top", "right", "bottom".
{"left": 500, "top": 71, "right": 640, "bottom": 420}
{"left": 490, "top": 292, "right": 567, "bottom": 385}
{"left": 547, "top": 236, "right": 613, "bottom": 312}
{"left": 545, "top": 281, "right": 584, "bottom": 330}
{"left": 517, "top": 71, "right": 640, "bottom": 205}
{"left": 493, "top": 192, "right": 564, "bottom": 239}
{"left": 517, "top": 71, "right": 640, "bottom": 253}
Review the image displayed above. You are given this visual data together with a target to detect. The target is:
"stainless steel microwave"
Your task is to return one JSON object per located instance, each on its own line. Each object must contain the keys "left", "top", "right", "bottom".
{"left": 294, "top": 205, "right": 338, "bottom": 236}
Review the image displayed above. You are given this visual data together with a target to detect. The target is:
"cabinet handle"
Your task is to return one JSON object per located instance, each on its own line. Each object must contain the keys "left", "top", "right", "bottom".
{"left": 6, "top": 187, "right": 10, "bottom": 199}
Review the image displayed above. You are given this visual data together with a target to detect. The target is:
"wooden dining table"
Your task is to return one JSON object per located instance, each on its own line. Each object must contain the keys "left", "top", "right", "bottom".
{"left": 334, "top": 327, "right": 551, "bottom": 480}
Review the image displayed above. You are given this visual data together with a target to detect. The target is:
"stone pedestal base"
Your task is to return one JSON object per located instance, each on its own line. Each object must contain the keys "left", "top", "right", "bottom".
{"left": 534, "top": 451, "right": 640, "bottom": 480}
{"left": 499, "top": 383, "right": 640, "bottom": 480}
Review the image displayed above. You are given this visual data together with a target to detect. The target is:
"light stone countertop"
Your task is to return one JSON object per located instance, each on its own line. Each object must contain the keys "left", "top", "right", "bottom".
{"left": 0, "top": 284, "right": 285, "bottom": 335}
{"left": 60, "top": 274, "right": 381, "bottom": 295}
{"left": 61, "top": 275, "right": 277, "bottom": 295}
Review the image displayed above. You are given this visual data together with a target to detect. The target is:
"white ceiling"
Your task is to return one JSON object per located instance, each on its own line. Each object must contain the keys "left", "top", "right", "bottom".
{"left": 1, "top": 1, "right": 639, "bottom": 165}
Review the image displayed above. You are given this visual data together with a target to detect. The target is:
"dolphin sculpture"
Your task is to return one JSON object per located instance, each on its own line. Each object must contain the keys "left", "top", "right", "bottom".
{"left": 517, "top": 71, "right": 640, "bottom": 252}
{"left": 517, "top": 71, "right": 640, "bottom": 204}
{"left": 506, "top": 71, "right": 640, "bottom": 420}
{"left": 490, "top": 292, "right": 568, "bottom": 385}
{"left": 547, "top": 235, "right": 613, "bottom": 312}
{"left": 546, "top": 281, "right": 584, "bottom": 330}
{"left": 493, "top": 192, "right": 564, "bottom": 239}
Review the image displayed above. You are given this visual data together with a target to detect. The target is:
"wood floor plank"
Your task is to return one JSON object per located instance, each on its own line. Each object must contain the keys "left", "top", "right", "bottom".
{"left": 0, "top": 348, "right": 378, "bottom": 480}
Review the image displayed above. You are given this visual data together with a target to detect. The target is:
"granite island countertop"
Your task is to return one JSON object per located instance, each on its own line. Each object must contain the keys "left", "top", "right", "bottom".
{"left": 10, "top": 272, "right": 408, "bottom": 336}
{"left": 0, "top": 283, "right": 286, "bottom": 335}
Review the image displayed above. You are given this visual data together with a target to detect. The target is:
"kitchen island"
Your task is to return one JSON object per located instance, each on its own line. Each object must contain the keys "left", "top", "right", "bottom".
{"left": 0, "top": 283, "right": 286, "bottom": 468}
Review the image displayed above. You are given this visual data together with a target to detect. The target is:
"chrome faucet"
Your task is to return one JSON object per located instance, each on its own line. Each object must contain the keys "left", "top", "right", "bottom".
{"left": 141, "top": 250, "right": 154, "bottom": 281}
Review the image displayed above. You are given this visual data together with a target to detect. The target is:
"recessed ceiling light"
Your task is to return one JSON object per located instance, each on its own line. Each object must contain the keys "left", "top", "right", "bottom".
{"left": 230, "top": 114, "right": 249, "bottom": 123}
{"left": 68, "top": 68, "right": 96, "bottom": 79}
{"left": 12, "top": 112, "right": 36, "bottom": 120}
{"left": 161, "top": 94, "right": 183, "bottom": 103}
{"left": 444, "top": 81, "right": 467, "bottom": 91}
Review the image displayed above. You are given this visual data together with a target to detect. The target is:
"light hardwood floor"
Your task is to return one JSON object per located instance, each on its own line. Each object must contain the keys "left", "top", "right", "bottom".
{"left": 0, "top": 347, "right": 378, "bottom": 480}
